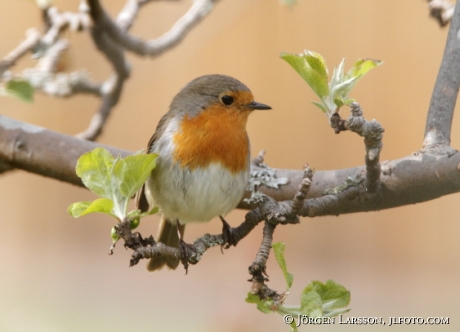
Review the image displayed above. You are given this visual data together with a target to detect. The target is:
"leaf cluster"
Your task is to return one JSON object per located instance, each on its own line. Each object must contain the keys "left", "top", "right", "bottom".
{"left": 246, "top": 242, "right": 350, "bottom": 330}
{"left": 68, "top": 148, "right": 158, "bottom": 240}
{"left": 280, "top": 50, "right": 382, "bottom": 117}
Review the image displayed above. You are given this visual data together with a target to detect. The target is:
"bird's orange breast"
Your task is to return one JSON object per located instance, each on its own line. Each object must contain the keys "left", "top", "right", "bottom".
{"left": 172, "top": 104, "right": 250, "bottom": 174}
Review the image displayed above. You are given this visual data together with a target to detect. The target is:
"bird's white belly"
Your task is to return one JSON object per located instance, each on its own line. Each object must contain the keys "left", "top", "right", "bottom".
{"left": 146, "top": 161, "right": 248, "bottom": 223}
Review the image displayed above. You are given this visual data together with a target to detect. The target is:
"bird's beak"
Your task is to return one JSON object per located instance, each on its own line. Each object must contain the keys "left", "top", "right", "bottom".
{"left": 246, "top": 101, "right": 272, "bottom": 110}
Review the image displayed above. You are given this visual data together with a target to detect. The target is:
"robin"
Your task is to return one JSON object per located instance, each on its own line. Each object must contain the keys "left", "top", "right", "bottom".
{"left": 137, "top": 74, "right": 271, "bottom": 272}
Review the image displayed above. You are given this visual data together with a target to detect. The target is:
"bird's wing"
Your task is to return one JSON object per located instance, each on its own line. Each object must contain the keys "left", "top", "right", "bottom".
{"left": 135, "top": 112, "right": 172, "bottom": 212}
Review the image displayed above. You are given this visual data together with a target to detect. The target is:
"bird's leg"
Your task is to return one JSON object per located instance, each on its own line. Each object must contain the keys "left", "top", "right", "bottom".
{"left": 220, "top": 215, "right": 239, "bottom": 249}
{"left": 176, "top": 220, "right": 196, "bottom": 274}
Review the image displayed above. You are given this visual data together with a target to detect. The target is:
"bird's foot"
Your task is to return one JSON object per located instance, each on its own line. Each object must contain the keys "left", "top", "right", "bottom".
{"left": 179, "top": 239, "right": 196, "bottom": 274}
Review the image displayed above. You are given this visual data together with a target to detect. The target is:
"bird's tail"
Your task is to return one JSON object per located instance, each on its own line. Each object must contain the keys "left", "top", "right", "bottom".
{"left": 147, "top": 216, "right": 185, "bottom": 271}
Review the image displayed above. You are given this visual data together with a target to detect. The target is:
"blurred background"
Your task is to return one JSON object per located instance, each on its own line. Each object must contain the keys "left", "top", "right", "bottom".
{"left": 1, "top": 0, "right": 459, "bottom": 331}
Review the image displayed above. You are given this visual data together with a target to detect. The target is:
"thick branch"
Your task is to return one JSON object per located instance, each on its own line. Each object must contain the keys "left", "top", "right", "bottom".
{"left": 0, "top": 115, "right": 127, "bottom": 186}
{"left": 424, "top": 0, "right": 460, "bottom": 152}
{"left": 2, "top": 115, "right": 460, "bottom": 216}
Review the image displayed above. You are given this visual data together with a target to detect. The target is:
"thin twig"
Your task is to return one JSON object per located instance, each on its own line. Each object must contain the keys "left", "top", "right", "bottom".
{"left": 0, "top": 29, "right": 41, "bottom": 77}
{"left": 345, "top": 102, "right": 384, "bottom": 193}
{"left": 125, "top": 207, "right": 264, "bottom": 268}
{"left": 290, "top": 164, "right": 313, "bottom": 214}
{"left": 77, "top": 0, "right": 130, "bottom": 140}
{"left": 248, "top": 221, "right": 275, "bottom": 279}
{"left": 1, "top": 0, "right": 218, "bottom": 141}
{"left": 91, "top": 0, "right": 220, "bottom": 57}
{"left": 36, "top": 39, "right": 69, "bottom": 73}
{"left": 115, "top": 0, "right": 161, "bottom": 31}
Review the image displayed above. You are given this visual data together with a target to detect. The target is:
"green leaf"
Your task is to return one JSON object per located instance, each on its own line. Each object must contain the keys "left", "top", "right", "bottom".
{"left": 117, "top": 153, "right": 158, "bottom": 198}
{"left": 300, "top": 285, "right": 323, "bottom": 317}
{"left": 304, "top": 50, "right": 328, "bottom": 80}
{"left": 300, "top": 280, "right": 350, "bottom": 318}
{"left": 76, "top": 147, "right": 115, "bottom": 198}
{"left": 330, "top": 58, "right": 345, "bottom": 89}
{"left": 346, "top": 58, "right": 383, "bottom": 79}
{"left": 273, "top": 242, "right": 293, "bottom": 289}
{"left": 330, "top": 76, "right": 358, "bottom": 101}
{"left": 73, "top": 148, "right": 159, "bottom": 221}
{"left": 280, "top": 52, "right": 329, "bottom": 98}
{"left": 4, "top": 79, "right": 34, "bottom": 103}
{"left": 67, "top": 198, "right": 115, "bottom": 218}
{"left": 245, "top": 293, "right": 273, "bottom": 314}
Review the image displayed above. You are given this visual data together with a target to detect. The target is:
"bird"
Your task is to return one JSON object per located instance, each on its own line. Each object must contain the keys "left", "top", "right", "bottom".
{"left": 136, "top": 74, "right": 271, "bottom": 272}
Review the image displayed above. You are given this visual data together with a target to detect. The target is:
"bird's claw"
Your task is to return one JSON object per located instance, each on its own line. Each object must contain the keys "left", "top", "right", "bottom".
{"left": 220, "top": 215, "right": 239, "bottom": 250}
{"left": 179, "top": 239, "right": 196, "bottom": 274}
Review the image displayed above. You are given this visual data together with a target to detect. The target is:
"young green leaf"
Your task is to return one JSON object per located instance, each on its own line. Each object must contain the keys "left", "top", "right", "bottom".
{"left": 273, "top": 242, "right": 294, "bottom": 289}
{"left": 304, "top": 50, "right": 328, "bottom": 80}
{"left": 330, "top": 58, "right": 345, "bottom": 89}
{"left": 67, "top": 198, "right": 115, "bottom": 219}
{"left": 346, "top": 58, "right": 383, "bottom": 79}
{"left": 4, "top": 79, "right": 34, "bottom": 103}
{"left": 281, "top": 50, "right": 382, "bottom": 118}
{"left": 280, "top": 52, "right": 329, "bottom": 98}
{"left": 76, "top": 147, "right": 115, "bottom": 198}
{"left": 330, "top": 76, "right": 358, "bottom": 101}
{"left": 300, "top": 285, "right": 323, "bottom": 318}
{"left": 118, "top": 154, "right": 158, "bottom": 198}
{"left": 300, "top": 280, "right": 350, "bottom": 317}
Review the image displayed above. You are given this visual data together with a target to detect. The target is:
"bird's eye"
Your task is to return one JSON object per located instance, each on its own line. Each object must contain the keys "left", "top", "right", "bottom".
{"left": 221, "top": 95, "right": 234, "bottom": 105}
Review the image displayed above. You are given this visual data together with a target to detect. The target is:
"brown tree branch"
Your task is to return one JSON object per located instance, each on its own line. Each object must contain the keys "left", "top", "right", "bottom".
{"left": 3, "top": 114, "right": 460, "bottom": 217}
{"left": 0, "top": 28, "right": 41, "bottom": 77}
{"left": 88, "top": 0, "right": 220, "bottom": 57}
{"left": 122, "top": 208, "right": 265, "bottom": 268}
{"left": 116, "top": 0, "right": 181, "bottom": 30}
{"left": 424, "top": 0, "right": 460, "bottom": 153}
{"left": 77, "top": 0, "right": 221, "bottom": 139}
{"left": 1, "top": 0, "right": 220, "bottom": 141}
{"left": 0, "top": 115, "right": 127, "bottom": 186}
{"left": 345, "top": 102, "right": 384, "bottom": 193}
